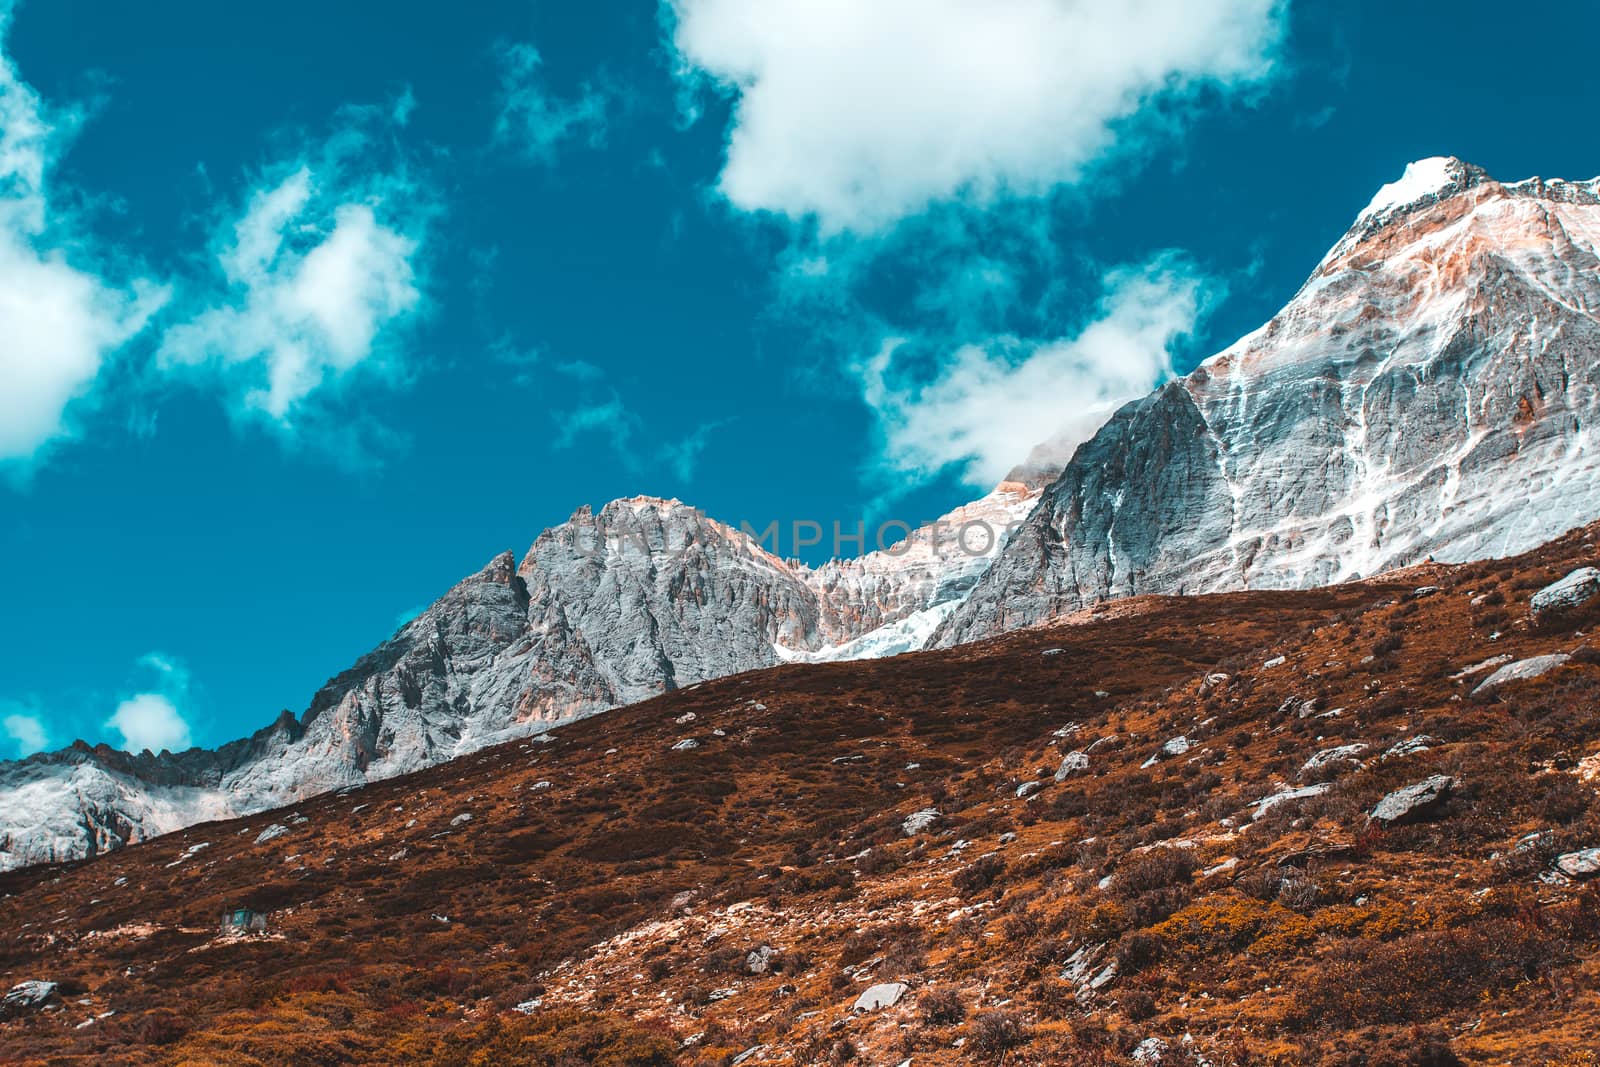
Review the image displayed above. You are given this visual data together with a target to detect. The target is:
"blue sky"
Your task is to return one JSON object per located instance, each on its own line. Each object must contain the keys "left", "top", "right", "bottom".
{"left": 2, "top": 0, "right": 1597, "bottom": 757}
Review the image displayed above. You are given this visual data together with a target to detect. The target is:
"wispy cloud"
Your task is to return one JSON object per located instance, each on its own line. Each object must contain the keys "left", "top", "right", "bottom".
{"left": 0, "top": 4, "right": 166, "bottom": 472}
{"left": 552, "top": 390, "right": 724, "bottom": 482}
{"left": 492, "top": 41, "right": 610, "bottom": 163}
{"left": 156, "top": 104, "right": 431, "bottom": 445}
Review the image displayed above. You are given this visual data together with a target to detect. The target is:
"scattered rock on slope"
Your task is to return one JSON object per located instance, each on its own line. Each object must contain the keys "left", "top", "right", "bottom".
{"left": 1555, "top": 848, "right": 1600, "bottom": 880}
{"left": 1055, "top": 751, "right": 1090, "bottom": 781}
{"left": 1530, "top": 567, "right": 1600, "bottom": 620}
{"left": 853, "top": 983, "right": 907, "bottom": 1012}
{"left": 1370, "top": 776, "right": 1456, "bottom": 825}
{"left": 1472, "top": 655, "right": 1571, "bottom": 695}
{"left": 1, "top": 981, "right": 58, "bottom": 1020}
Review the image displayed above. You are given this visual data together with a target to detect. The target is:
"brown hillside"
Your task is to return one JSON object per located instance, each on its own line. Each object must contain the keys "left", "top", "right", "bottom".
{"left": 5, "top": 528, "right": 1600, "bottom": 1066}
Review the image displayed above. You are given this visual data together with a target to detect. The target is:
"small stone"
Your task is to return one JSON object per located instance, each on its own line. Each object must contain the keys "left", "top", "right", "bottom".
{"left": 1015, "top": 780, "right": 1044, "bottom": 799}
{"left": 902, "top": 809, "right": 940, "bottom": 836}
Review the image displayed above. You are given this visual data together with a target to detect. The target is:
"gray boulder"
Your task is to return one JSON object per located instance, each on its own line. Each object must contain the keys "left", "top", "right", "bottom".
{"left": 1, "top": 980, "right": 57, "bottom": 1020}
{"left": 1555, "top": 848, "right": 1600, "bottom": 880}
{"left": 853, "top": 982, "right": 908, "bottom": 1012}
{"left": 1370, "top": 775, "right": 1456, "bottom": 825}
{"left": 1531, "top": 567, "right": 1600, "bottom": 620}
{"left": 1472, "top": 654, "right": 1571, "bottom": 695}
{"left": 1054, "top": 751, "right": 1090, "bottom": 781}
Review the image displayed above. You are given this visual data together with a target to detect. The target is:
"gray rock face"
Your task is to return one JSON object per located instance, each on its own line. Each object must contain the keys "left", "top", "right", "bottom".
{"left": 936, "top": 159, "right": 1600, "bottom": 646}
{"left": 1369, "top": 775, "right": 1456, "bottom": 825}
{"left": 1530, "top": 568, "right": 1600, "bottom": 620}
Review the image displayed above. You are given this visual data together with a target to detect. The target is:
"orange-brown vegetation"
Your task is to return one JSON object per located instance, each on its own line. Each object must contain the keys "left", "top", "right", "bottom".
{"left": 6, "top": 526, "right": 1600, "bottom": 1064}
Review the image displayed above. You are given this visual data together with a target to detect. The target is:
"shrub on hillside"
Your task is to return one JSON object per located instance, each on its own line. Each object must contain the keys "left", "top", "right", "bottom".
{"left": 408, "top": 1011, "right": 676, "bottom": 1067}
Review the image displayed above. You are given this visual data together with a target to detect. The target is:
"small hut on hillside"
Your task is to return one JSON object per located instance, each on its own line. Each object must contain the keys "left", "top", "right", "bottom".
{"left": 220, "top": 908, "right": 268, "bottom": 935}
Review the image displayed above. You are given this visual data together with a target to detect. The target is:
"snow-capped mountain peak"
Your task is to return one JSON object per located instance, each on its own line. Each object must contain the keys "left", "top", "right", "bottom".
{"left": 935, "top": 158, "right": 1600, "bottom": 644}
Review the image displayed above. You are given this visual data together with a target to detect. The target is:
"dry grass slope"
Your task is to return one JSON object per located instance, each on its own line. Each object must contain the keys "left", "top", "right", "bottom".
{"left": 6, "top": 526, "right": 1600, "bottom": 1065}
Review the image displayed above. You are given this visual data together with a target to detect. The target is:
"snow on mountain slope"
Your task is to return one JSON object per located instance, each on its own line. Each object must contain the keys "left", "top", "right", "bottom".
{"left": 0, "top": 486, "right": 1043, "bottom": 872}
{"left": 936, "top": 157, "right": 1600, "bottom": 645}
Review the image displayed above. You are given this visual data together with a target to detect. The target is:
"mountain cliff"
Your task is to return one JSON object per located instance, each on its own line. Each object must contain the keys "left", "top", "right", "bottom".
{"left": 935, "top": 157, "right": 1600, "bottom": 644}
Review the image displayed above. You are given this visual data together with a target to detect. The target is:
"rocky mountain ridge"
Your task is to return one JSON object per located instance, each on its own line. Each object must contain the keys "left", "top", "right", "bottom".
{"left": 0, "top": 482, "right": 1040, "bottom": 871}
{"left": 936, "top": 156, "right": 1600, "bottom": 644}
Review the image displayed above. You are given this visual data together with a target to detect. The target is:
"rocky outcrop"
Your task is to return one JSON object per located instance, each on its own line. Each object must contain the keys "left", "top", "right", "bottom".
{"left": 937, "top": 158, "right": 1600, "bottom": 645}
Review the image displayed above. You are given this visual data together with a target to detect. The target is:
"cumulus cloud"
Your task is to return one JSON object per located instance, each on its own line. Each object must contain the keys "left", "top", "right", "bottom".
{"left": 157, "top": 111, "right": 427, "bottom": 430}
{"left": 667, "top": 0, "right": 1286, "bottom": 232}
{"left": 0, "top": 5, "right": 164, "bottom": 467}
{"left": 105, "top": 694, "right": 191, "bottom": 755}
{"left": 493, "top": 42, "right": 609, "bottom": 162}
{"left": 857, "top": 257, "right": 1207, "bottom": 488}
{"left": 2, "top": 708, "right": 48, "bottom": 759}
{"left": 104, "top": 653, "right": 195, "bottom": 755}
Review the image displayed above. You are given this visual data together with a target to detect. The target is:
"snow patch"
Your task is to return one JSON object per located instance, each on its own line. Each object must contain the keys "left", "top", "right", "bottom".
{"left": 1359, "top": 157, "right": 1458, "bottom": 221}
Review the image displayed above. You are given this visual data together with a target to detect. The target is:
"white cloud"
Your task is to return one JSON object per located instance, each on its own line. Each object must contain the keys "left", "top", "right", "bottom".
{"left": 104, "top": 652, "right": 195, "bottom": 755}
{"left": 857, "top": 257, "right": 1206, "bottom": 487}
{"left": 667, "top": 0, "right": 1285, "bottom": 232}
{"left": 0, "top": 6, "right": 164, "bottom": 467}
{"left": 493, "top": 42, "right": 609, "bottom": 162}
{"left": 157, "top": 118, "right": 425, "bottom": 428}
{"left": 2, "top": 709, "right": 48, "bottom": 758}
{"left": 105, "top": 693, "right": 191, "bottom": 755}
